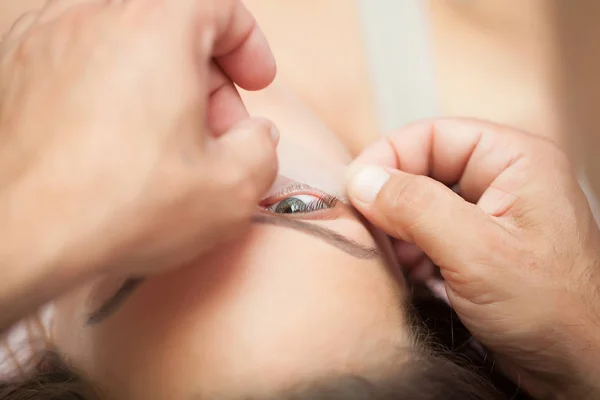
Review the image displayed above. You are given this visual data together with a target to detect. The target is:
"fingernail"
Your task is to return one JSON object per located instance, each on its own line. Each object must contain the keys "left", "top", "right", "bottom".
{"left": 270, "top": 124, "right": 280, "bottom": 144}
{"left": 347, "top": 165, "right": 390, "bottom": 204}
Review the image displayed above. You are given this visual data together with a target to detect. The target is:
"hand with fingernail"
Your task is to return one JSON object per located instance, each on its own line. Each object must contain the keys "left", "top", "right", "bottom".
{"left": 347, "top": 118, "right": 600, "bottom": 400}
{"left": 0, "top": 0, "right": 278, "bottom": 332}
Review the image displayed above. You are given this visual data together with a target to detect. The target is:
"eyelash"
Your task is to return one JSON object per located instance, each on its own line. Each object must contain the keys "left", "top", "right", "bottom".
{"left": 261, "top": 184, "right": 339, "bottom": 215}
{"left": 268, "top": 196, "right": 332, "bottom": 213}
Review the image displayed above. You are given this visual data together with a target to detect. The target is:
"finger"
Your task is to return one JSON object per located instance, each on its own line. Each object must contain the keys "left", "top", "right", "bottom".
{"left": 410, "top": 258, "right": 436, "bottom": 282}
{"left": 134, "top": 0, "right": 275, "bottom": 90}
{"left": 346, "top": 165, "right": 513, "bottom": 271}
{"left": 394, "top": 240, "right": 425, "bottom": 268}
{"left": 207, "top": 62, "right": 248, "bottom": 136}
{"left": 212, "top": 0, "right": 276, "bottom": 91}
{"left": 354, "top": 118, "right": 542, "bottom": 206}
{"left": 208, "top": 117, "right": 279, "bottom": 206}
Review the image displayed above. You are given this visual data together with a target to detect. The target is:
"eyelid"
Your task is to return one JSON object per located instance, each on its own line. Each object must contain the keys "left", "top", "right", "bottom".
{"left": 259, "top": 184, "right": 341, "bottom": 220}
{"left": 261, "top": 183, "right": 327, "bottom": 204}
{"left": 263, "top": 182, "right": 317, "bottom": 199}
{"left": 276, "top": 140, "right": 349, "bottom": 202}
{"left": 260, "top": 182, "right": 339, "bottom": 212}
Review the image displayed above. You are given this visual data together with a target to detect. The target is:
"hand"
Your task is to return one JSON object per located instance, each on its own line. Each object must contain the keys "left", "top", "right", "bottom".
{"left": 346, "top": 118, "right": 600, "bottom": 399}
{"left": 0, "top": 0, "right": 278, "bottom": 330}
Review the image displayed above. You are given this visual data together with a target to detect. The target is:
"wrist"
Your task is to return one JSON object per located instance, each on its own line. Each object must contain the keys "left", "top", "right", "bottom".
{"left": 553, "top": 328, "right": 600, "bottom": 400}
{"left": 523, "top": 311, "right": 600, "bottom": 400}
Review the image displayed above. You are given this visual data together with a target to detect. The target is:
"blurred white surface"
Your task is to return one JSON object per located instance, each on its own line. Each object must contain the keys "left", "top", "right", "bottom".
{"left": 356, "top": 0, "right": 438, "bottom": 132}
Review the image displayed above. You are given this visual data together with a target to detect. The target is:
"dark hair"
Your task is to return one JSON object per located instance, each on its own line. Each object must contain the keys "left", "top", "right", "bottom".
{"left": 0, "top": 285, "right": 531, "bottom": 400}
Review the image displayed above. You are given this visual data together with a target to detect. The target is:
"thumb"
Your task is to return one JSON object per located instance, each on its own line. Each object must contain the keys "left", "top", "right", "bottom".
{"left": 346, "top": 165, "right": 510, "bottom": 270}
{"left": 210, "top": 117, "right": 279, "bottom": 203}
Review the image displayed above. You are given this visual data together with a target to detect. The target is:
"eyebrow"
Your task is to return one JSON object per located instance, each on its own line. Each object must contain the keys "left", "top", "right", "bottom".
{"left": 251, "top": 214, "right": 380, "bottom": 259}
{"left": 86, "top": 214, "right": 380, "bottom": 325}
{"left": 87, "top": 278, "right": 145, "bottom": 325}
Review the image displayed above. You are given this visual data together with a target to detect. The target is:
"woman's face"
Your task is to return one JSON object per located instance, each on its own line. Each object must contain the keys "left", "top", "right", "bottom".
{"left": 0, "top": 4, "right": 409, "bottom": 399}
{"left": 51, "top": 88, "right": 409, "bottom": 399}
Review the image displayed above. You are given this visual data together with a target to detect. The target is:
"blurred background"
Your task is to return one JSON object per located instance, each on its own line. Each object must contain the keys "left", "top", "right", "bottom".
{"left": 359, "top": 0, "right": 600, "bottom": 210}
{"left": 4, "top": 0, "right": 596, "bottom": 211}
{"left": 246, "top": 0, "right": 600, "bottom": 211}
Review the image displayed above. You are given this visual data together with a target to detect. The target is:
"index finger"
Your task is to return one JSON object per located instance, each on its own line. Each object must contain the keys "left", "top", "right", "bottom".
{"left": 140, "top": 0, "right": 276, "bottom": 91}
{"left": 212, "top": 0, "right": 276, "bottom": 91}
{"left": 356, "top": 118, "right": 546, "bottom": 204}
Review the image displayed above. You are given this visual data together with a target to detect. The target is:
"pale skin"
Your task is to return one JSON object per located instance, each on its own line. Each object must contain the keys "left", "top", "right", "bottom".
{"left": 0, "top": 0, "right": 283, "bottom": 332}
{"left": 231, "top": 0, "right": 381, "bottom": 156}
{"left": 3, "top": 1, "right": 592, "bottom": 173}
{"left": 50, "top": 93, "right": 408, "bottom": 400}
{"left": 0, "top": 2, "right": 408, "bottom": 399}
{"left": 427, "top": 0, "right": 600, "bottom": 204}
{"left": 347, "top": 119, "right": 600, "bottom": 399}
{"left": 234, "top": 3, "right": 600, "bottom": 397}
{"left": 3, "top": 1, "right": 600, "bottom": 400}
{"left": 51, "top": 50, "right": 408, "bottom": 400}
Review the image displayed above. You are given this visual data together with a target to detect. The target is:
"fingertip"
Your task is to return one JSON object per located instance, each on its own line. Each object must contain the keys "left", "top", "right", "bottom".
{"left": 215, "top": 2, "right": 276, "bottom": 91}
{"left": 226, "top": 117, "right": 278, "bottom": 146}
{"left": 217, "top": 25, "right": 276, "bottom": 90}
{"left": 269, "top": 122, "right": 280, "bottom": 144}
{"left": 216, "top": 117, "right": 279, "bottom": 195}
{"left": 346, "top": 164, "right": 391, "bottom": 205}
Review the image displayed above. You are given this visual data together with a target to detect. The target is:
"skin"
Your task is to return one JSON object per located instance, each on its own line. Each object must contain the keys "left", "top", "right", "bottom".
{"left": 6, "top": 2, "right": 600, "bottom": 399}
{"left": 49, "top": 87, "right": 408, "bottom": 399}
{"left": 37, "top": 4, "right": 600, "bottom": 400}
{"left": 0, "top": 1, "right": 407, "bottom": 399}
{"left": 236, "top": 0, "right": 380, "bottom": 156}
{"left": 0, "top": 0, "right": 282, "bottom": 332}
{"left": 347, "top": 118, "right": 600, "bottom": 399}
